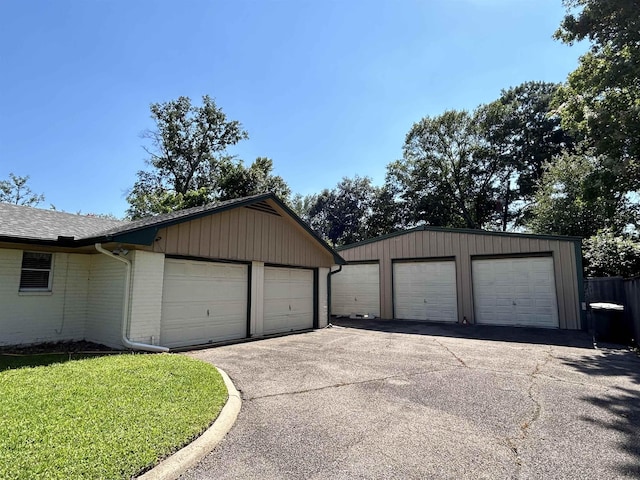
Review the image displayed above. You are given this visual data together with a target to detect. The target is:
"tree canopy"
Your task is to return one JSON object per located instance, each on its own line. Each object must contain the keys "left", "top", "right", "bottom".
{"left": 0, "top": 173, "right": 44, "bottom": 207}
{"left": 127, "top": 96, "right": 289, "bottom": 219}
{"left": 554, "top": 0, "right": 640, "bottom": 184}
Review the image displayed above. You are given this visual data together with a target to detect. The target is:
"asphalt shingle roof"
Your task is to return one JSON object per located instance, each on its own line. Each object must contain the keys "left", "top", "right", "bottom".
{"left": 0, "top": 194, "right": 270, "bottom": 242}
{"left": 0, "top": 202, "right": 126, "bottom": 241}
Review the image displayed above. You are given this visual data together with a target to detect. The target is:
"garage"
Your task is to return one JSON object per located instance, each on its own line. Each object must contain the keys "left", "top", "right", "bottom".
{"left": 160, "top": 258, "right": 248, "bottom": 348}
{"left": 331, "top": 263, "right": 380, "bottom": 317}
{"left": 335, "top": 226, "right": 584, "bottom": 330}
{"left": 393, "top": 260, "right": 458, "bottom": 322}
{"left": 263, "top": 267, "right": 314, "bottom": 335}
{"left": 472, "top": 256, "right": 559, "bottom": 328}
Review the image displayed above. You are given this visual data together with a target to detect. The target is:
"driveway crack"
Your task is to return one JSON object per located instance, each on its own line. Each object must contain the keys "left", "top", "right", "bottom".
{"left": 505, "top": 348, "right": 554, "bottom": 477}
{"left": 244, "top": 367, "right": 454, "bottom": 401}
{"left": 433, "top": 338, "right": 468, "bottom": 367}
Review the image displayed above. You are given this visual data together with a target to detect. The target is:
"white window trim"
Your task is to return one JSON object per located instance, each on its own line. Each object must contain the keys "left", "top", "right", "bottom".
{"left": 19, "top": 251, "right": 54, "bottom": 292}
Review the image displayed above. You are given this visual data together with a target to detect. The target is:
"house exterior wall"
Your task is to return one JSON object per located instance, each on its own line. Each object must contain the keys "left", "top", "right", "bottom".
{"left": 338, "top": 230, "right": 583, "bottom": 330}
{"left": 85, "top": 253, "right": 126, "bottom": 348}
{"left": 150, "top": 203, "right": 335, "bottom": 268}
{"left": 128, "top": 250, "right": 165, "bottom": 345}
{"left": 0, "top": 248, "right": 89, "bottom": 346}
{"left": 250, "top": 261, "right": 265, "bottom": 336}
{"left": 318, "top": 267, "right": 329, "bottom": 328}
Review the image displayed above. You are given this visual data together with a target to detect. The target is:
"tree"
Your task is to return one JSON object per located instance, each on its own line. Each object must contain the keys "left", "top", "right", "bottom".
{"left": 554, "top": 0, "right": 640, "bottom": 183}
{"left": 528, "top": 148, "right": 638, "bottom": 238}
{"left": 305, "top": 176, "right": 383, "bottom": 246}
{"left": 216, "top": 157, "right": 290, "bottom": 203}
{"left": 583, "top": 229, "right": 640, "bottom": 278}
{"left": 395, "top": 110, "right": 501, "bottom": 229}
{"left": 476, "top": 82, "right": 574, "bottom": 230}
{"left": 0, "top": 173, "right": 44, "bottom": 206}
{"left": 127, "top": 96, "right": 289, "bottom": 219}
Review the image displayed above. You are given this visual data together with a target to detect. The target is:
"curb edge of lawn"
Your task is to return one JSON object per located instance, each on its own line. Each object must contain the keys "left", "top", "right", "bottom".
{"left": 137, "top": 367, "right": 241, "bottom": 480}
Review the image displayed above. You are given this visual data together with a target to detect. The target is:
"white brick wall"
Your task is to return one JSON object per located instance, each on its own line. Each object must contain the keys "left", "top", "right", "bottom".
{"left": 128, "top": 250, "right": 165, "bottom": 344}
{"left": 0, "top": 248, "right": 90, "bottom": 346}
{"left": 85, "top": 253, "right": 126, "bottom": 349}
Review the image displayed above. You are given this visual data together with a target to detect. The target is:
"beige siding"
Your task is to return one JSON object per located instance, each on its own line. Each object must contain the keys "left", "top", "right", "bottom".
{"left": 0, "top": 249, "right": 89, "bottom": 346}
{"left": 151, "top": 202, "right": 334, "bottom": 268}
{"left": 128, "top": 250, "right": 165, "bottom": 345}
{"left": 339, "top": 230, "right": 582, "bottom": 330}
{"left": 86, "top": 254, "right": 126, "bottom": 348}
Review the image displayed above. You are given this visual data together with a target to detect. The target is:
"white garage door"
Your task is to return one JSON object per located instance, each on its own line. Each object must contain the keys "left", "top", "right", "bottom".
{"left": 472, "top": 257, "right": 559, "bottom": 328}
{"left": 161, "top": 259, "right": 248, "bottom": 348}
{"left": 331, "top": 263, "right": 380, "bottom": 317}
{"left": 393, "top": 261, "right": 458, "bottom": 322}
{"left": 264, "top": 267, "right": 314, "bottom": 335}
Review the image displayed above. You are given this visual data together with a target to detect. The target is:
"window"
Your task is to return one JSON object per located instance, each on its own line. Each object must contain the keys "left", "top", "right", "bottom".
{"left": 20, "top": 252, "right": 53, "bottom": 291}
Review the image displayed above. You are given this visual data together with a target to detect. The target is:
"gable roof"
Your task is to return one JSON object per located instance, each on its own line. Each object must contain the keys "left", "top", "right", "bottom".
{"left": 0, "top": 194, "right": 346, "bottom": 264}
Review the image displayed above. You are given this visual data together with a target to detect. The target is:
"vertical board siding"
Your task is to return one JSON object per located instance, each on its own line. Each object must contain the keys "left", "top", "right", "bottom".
{"left": 0, "top": 249, "right": 90, "bottom": 346}
{"left": 339, "top": 230, "right": 581, "bottom": 330}
{"left": 152, "top": 204, "right": 334, "bottom": 268}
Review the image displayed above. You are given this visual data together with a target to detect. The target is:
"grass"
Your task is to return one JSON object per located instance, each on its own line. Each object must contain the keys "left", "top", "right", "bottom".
{"left": 0, "top": 352, "right": 106, "bottom": 371}
{"left": 0, "top": 353, "right": 227, "bottom": 480}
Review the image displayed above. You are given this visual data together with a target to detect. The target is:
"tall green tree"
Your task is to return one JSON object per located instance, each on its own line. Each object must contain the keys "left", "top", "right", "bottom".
{"left": 554, "top": 0, "right": 640, "bottom": 183}
{"left": 0, "top": 173, "right": 44, "bottom": 206}
{"left": 528, "top": 148, "right": 638, "bottom": 238}
{"left": 477, "top": 82, "right": 574, "bottom": 230}
{"left": 305, "top": 176, "right": 384, "bottom": 246}
{"left": 394, "top": 110, "right": 501, "bottom": 229}
{"left": 127, "top": 96, "right": 290, "bottom": 219}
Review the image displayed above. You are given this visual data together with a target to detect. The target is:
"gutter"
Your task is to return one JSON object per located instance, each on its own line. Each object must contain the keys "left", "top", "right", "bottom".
{"left": 327, "top": 265, "right": 343, "bottom": 326}
{"left": 95, "top": 243, "right": 169, "bottom": 353}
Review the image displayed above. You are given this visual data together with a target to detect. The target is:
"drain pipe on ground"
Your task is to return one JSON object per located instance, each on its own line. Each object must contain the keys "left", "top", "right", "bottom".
{"left": 95, "top": 244, "right": 169, "bottom": 353}
{"left": 326, "top": 265, "right": 343, "bottom": 327}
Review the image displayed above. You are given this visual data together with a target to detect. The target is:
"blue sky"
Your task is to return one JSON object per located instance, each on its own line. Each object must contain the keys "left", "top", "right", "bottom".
{"left": 0, "top": 0, "right": 586, "bottom": 217}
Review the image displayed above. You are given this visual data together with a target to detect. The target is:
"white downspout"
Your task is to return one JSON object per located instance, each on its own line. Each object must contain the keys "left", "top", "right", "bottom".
{"left": 95, "top": 243, "right": 169, "bottom": 353}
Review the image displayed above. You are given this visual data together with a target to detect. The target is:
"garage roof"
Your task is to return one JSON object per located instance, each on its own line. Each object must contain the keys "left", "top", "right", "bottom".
{"left": 337, "top": 225, "right": 581, "bottom": 251}
{"left": 0, "top": 194, "right": 346, "bottom": 264}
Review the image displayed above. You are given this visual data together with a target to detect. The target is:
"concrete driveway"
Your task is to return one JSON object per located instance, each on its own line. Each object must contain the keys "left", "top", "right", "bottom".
{"left": 182, "top": 319, "right": 640, "bottom": 480}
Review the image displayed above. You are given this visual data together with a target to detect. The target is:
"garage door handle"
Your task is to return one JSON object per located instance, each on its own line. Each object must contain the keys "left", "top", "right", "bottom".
{"left": 512, "top": 301, "right": 516, "bottom": 306}
{"left": 289, "top": 305, "right": 291, "bottom": 311}
{"left": 424, "top": 299, "right": 427, "bottom": 303}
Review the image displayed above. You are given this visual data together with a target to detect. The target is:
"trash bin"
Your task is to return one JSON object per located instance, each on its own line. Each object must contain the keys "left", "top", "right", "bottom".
{"left": 588, "top": 302, "right": 630, "bottom": 344}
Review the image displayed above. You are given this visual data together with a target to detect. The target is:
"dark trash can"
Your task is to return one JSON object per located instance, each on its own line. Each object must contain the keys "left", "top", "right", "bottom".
{"left": 589, "top": 302, "right": 631, "bottom": 345}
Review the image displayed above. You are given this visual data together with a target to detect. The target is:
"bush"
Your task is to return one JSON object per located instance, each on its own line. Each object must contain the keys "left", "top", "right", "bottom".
{"left": 583, "top": 229, "right": 640, "bottom": 278}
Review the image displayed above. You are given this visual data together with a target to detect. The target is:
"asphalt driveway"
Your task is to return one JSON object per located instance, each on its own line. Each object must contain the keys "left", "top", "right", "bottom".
{"left": 182, "top": 319, "right": 640, "bottom": 480}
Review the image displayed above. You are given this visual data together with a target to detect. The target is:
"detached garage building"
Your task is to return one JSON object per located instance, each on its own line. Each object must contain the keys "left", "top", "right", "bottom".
{"left": 0, "top": 194, "right": 344, "bottom": 350}
{"left": 332, "top": 227, "right": 585, "bottom": 330}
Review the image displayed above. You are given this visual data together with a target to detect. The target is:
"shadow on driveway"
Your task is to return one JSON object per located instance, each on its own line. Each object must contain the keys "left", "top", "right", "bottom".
{"left": 332, "top": 317, "right": 600, "bottom": 349}
{"left": 557, "top": 349, "right": 640, "bottom": 478}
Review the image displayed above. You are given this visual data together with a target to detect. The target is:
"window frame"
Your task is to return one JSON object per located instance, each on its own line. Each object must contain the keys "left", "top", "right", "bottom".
{"left": 19, "top": 251, "right": 54, "bottom": 292}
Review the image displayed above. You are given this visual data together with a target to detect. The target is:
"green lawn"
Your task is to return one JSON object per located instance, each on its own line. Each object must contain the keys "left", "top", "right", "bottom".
{"left": 0, "top": 353, "right": 227, "bottom": 480}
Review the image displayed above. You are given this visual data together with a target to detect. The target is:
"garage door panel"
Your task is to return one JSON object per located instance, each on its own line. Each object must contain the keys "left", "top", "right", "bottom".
{"left": 393, "top": 261, "right": 458, "bottom": 323}
{"left": 263, "top": 267, "right": 314, "bottom": 335}
{"left": 331, "top": 264, "right": 380, "bottom": 317}
{"left": 161, "top": 259, "right": 248, "bottom": 348}
{"left": 473, "top": 257, "right": 559, "bottom": 328}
